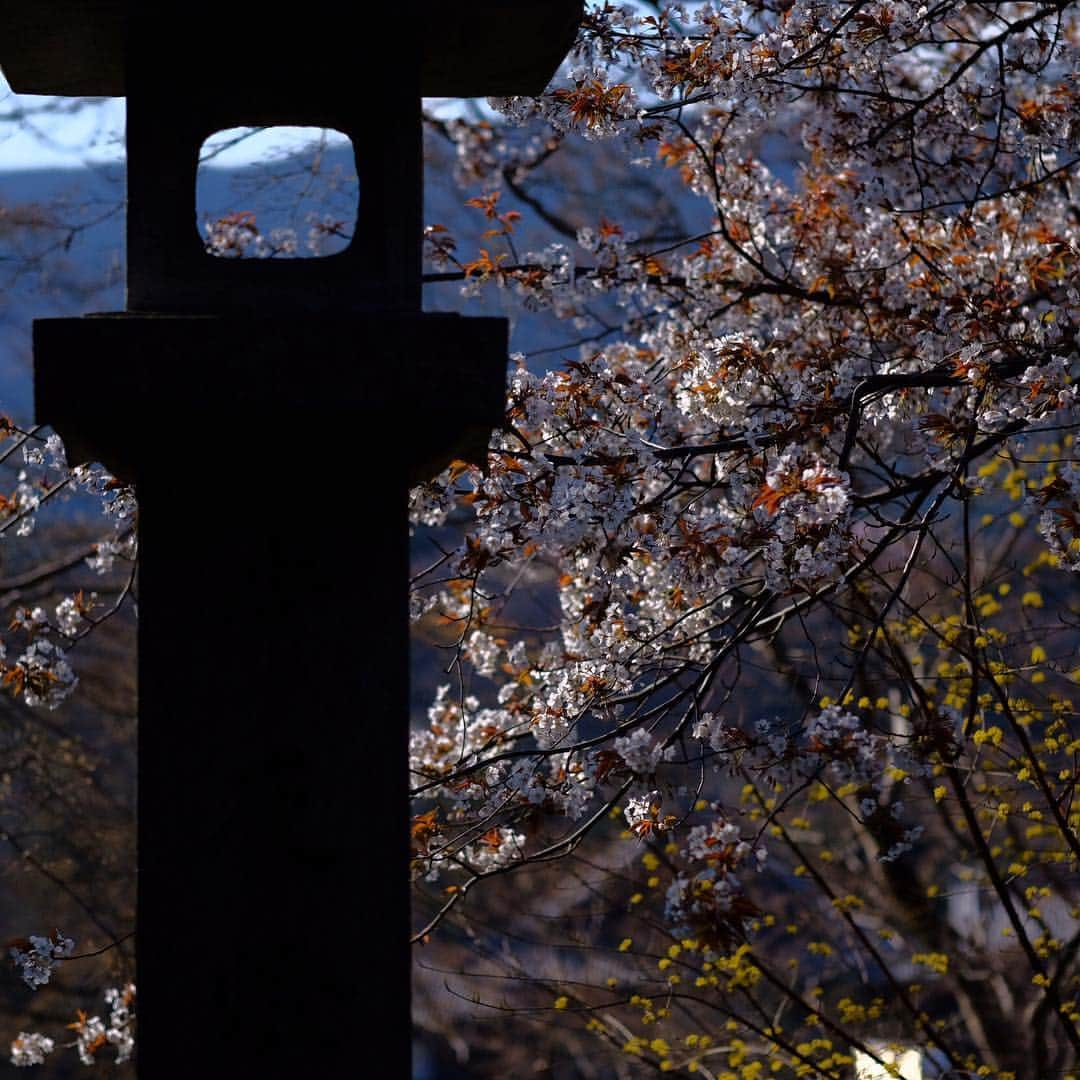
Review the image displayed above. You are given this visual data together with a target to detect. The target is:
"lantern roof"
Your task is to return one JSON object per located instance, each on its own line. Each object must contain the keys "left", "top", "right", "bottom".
{"left": 0, "top": 1, "right": 583, "bottom": 98}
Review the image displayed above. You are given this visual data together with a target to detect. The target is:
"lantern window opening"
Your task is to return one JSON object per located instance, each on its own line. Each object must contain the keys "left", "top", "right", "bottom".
{"left": 196, "top": 126, "right": 358, "bottom": 260}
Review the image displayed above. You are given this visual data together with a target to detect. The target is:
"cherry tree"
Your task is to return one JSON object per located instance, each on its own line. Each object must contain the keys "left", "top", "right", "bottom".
{"left": 0, "top": 424, "right": 137, "bottom": 1071}
{"left": 0, "top": 95, "right": 137, "bottom": 1070}
{"left": 410, "top": 2, "right": 1080, "bottom": 1076}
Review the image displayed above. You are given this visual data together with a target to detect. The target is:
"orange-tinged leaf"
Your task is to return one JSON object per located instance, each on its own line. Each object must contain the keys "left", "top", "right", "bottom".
{"left": 465, "top": 193, "right": 501, "bottom": 219}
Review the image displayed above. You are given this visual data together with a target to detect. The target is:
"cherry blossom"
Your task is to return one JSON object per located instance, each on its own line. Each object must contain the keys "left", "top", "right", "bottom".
{"left": 9, "top": 1033, "right": 54, "bottom": 1067}
{"left": 8, "top": 930, "right": 74, "bottom": 990}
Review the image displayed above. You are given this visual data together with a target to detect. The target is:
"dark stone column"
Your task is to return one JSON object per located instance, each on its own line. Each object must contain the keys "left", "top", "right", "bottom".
{"left": 35, "top": 313, "right": 506, "bottom": 1072}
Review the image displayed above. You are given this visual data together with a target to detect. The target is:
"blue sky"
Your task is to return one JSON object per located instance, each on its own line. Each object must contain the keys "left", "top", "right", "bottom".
{"left": 0, "top": 71, "right": 126, "bottom": 169}
{"left": 0, "top": 69, "right": 470, "bottom": 171}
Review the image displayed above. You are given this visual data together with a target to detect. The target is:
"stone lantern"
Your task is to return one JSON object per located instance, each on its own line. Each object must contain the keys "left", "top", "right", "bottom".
{"left": 0, "top": 2, "right": 582, "bottom": 1072}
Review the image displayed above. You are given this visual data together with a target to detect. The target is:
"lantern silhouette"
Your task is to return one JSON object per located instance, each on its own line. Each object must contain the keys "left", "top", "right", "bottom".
{"left": 0, "top": 3, "right": 582, "bottom": 1072}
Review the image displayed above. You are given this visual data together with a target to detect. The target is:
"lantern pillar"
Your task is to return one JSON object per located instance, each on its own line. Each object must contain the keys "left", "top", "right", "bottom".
{"left": 0, "top": 2, "right": 584, "bottom": 1073}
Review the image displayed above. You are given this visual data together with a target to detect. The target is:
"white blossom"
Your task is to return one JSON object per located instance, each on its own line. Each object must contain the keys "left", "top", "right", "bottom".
{"left": 9, "top": 931, "right": 74, "bottom": 990}
{"left": 10, "top": 1032, "right": 54, "bottom": 1067}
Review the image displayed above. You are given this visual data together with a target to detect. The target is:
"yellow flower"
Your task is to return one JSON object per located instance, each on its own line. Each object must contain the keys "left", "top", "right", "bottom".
{"left": 912, "top": 952, "right": 949, "bottom": 974}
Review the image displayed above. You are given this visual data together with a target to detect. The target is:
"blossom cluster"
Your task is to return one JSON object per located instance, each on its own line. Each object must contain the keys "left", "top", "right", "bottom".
{"left": 0, "top": 428, "right": 138, "bottom": 710}
{"left": 10, "top": 984, "right": 136, "bottom": 1069}
{"left": 9, "top": 1033, "right": 53, "bottom": 1068}
{"left": 664, "top": 807, "right": 768, "bottom": 949}
{"left": 68, "top": 983, "right": 136, "bottom": 1066}
{"left": 8, "top": 930, "right": 73, "bottom": 990}
{"left": 202, "top": 211, "right": 351, "bottom": 259}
